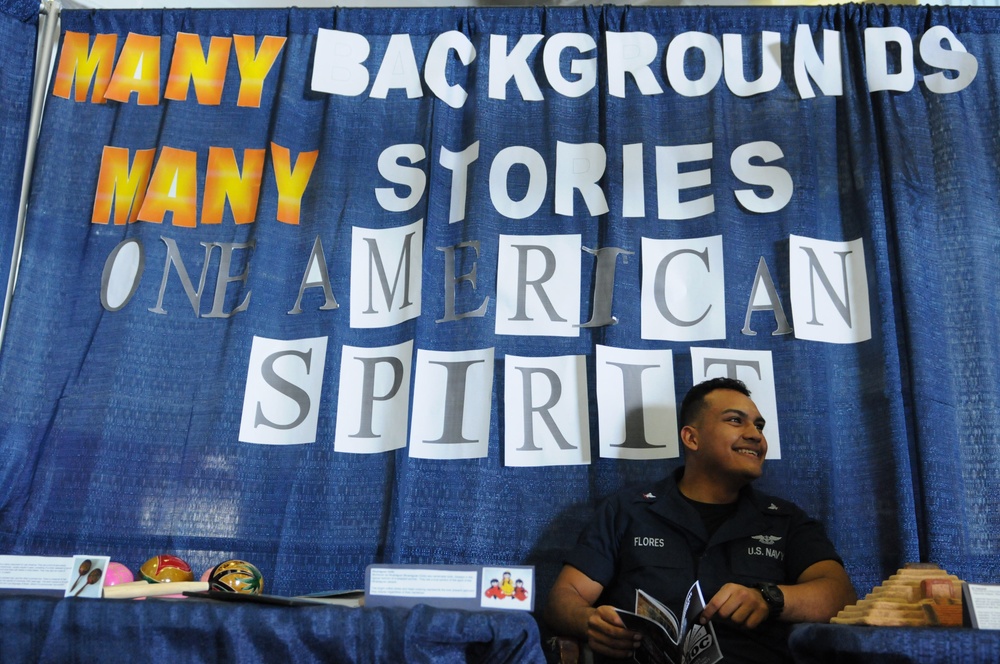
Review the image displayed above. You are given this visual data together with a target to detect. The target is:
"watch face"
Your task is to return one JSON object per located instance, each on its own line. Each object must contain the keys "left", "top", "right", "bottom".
{"left": 763, "top": 583, "right": 783, "bottom": 603}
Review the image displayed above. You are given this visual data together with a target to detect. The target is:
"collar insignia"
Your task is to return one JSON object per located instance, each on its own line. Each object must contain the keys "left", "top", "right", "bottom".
{"left": 768, "top": 503, "right": 779, "bottom": 510}
{"left": 642, "top": 492, "right": 656, "bottom": 500}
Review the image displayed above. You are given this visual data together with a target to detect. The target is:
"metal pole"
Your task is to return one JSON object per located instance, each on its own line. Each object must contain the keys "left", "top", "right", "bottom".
{"left": 0, "top": 0, "right": 62, "bottom": 353}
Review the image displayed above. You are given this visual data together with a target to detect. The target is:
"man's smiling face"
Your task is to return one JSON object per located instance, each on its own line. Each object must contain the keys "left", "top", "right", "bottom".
{"left": 685, "top": 388, "right": 767, "bottom": 483}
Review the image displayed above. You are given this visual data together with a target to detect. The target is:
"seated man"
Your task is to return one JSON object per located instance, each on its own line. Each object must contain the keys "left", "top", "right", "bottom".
{"left": 545, "top": 377, "right": 856, "bottom": 663}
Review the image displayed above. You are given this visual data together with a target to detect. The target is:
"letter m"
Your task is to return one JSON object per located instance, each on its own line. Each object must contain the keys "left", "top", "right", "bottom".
{"left": 350, "top": 220, "right": 423, "bottom": 328}
{"left": 365, "top": 232, "right": 416, "bottom": 313}
{"left": 52, "top": 32, "right": 118, "bottom": 103}
{"left": 91, "top": 146, "right": 155, "bottom": 225}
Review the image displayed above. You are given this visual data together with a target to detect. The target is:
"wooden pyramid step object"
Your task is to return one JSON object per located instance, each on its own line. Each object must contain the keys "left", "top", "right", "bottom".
{"left": 830, "top": 563, "right": 963, "bottom": 627}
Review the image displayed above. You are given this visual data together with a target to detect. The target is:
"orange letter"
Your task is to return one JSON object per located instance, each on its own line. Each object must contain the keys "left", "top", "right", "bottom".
{"left": 164, "top": 32, "right": 232, "bottom": 106}
{"left": 202, "top": 147, "right": 265, "bottom": 224}
{"left": 271, "top": 142, "right": 318, "bottom": 226}
{"left": 105, "top": 33, "right": 161, "bottom": 106}
{"left": 137, "top": 147, "right": 199, "bottom": 227}
{"left": 91, "top": 146, "right": 155, "bottom": 225}
{"left": 234, "top": 35, "right": 286, "bottom": 108}
{"left": 52, "top": 32, "right": 118, "bottom": 103}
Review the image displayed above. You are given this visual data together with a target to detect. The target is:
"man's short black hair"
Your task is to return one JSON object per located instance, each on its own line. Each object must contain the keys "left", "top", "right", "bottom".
{"left": 679, "top": 377, "right": 751, "bottom": 428}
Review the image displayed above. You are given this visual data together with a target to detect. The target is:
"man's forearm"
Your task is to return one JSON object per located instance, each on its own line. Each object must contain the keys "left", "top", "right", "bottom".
{"left": 779, "top": 564, "right": 857, "bottom": 623}
{"left": 545, "top": 585, "right": 597, "bottom": 639}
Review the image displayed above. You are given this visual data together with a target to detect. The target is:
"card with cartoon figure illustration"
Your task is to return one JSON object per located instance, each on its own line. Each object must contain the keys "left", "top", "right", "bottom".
{"left": 480, "top": 566, "right": 534, "bottom": 611}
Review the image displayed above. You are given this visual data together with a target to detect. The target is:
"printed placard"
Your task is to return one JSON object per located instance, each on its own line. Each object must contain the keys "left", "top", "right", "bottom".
{"left": 365, "top": 564, "right": 535, "bottom": 612}
{"left": 0, "top": 555, "right": 73, "bottom": 595}
{"left": 0, "top": 555, "right": 110, "bottom": 598}
{"left": 964, "top": 583, "right": 1000, "bottom": 629}
{"left": 369, "top": 566, "right": 478, "bottom": 599}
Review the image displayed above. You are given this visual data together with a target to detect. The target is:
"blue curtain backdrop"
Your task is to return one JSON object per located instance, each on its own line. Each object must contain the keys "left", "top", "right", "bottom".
{"left": 0, "top": 3, "right": 997, "bottom": 611}
{"left": 0, "top": 0, "right": 37, "bottom": 321}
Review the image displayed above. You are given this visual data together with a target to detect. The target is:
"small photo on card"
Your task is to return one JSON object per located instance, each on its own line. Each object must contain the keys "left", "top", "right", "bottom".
{"left": 65, "top": 555, "right": 110, "bottom": 598}
{"left": 480, "top": 566, "right": 534, "bottom": 611}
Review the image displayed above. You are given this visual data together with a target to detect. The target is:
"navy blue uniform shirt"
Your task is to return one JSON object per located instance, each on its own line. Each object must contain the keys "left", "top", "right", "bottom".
{"left": 564, "top": 468, "right": 843, "bottom": 664}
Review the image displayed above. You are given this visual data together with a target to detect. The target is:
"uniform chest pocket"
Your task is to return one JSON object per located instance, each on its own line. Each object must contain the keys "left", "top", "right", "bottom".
{"left": 729, "top": 537, "right": 787, "bottom": 583}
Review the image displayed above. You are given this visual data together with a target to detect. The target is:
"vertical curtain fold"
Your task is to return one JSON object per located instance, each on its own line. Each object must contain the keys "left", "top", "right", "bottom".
{"left": 0, "top": 3, "right": 38, "bottom": 350}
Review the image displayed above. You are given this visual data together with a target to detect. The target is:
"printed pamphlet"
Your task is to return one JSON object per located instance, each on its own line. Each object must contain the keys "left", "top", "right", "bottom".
{"left": 613, "top": 580, "right": 723, "bottom": 664}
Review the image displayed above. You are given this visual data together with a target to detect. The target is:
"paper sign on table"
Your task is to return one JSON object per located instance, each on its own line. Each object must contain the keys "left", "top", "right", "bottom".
{"left": 365, "top": 564, "right": 534, "bottom": 612}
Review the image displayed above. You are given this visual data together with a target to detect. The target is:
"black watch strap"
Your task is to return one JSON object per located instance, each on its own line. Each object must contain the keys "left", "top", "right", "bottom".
{"left": 752, "top": 582, "right": 784, "bottom": 620}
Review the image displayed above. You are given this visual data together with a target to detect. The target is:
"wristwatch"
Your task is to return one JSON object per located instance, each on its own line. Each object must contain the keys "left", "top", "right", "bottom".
{"left": 752, "top": 582, "right": 784, "bottom": 620}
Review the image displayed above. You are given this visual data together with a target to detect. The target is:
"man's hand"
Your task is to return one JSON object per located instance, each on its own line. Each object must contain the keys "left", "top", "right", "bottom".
{"left": 545, "top": 565, "right": 641, "bottom": 659}
{"left": 584, "top": 605, "right": 642, "bottom": 659}
{"left": 700, "top": 583, "right": 771, "bottom": 629}
{"left": 698, "top": 561, "right": 857, "bottom": 630}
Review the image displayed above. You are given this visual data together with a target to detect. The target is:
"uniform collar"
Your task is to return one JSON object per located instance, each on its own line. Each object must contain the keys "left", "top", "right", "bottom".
{"left": 641, "top": 467, "right": 783, "bottom": 544}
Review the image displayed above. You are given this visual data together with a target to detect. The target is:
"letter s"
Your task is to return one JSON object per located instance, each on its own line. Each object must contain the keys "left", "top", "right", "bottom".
{"left": 254, "top": 349, "right": 313, "bottom": 430}
{"left": 731, "top": 141, "right": 792, "bottom": 214}
{"left": 376, "top": 144, "right": 427, "bottom": 212}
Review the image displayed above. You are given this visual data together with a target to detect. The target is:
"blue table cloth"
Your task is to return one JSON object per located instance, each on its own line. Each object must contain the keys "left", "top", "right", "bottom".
{"left": 789, "top": 623, "right": 1000, "bottom": 664}
{"left": 0, "top": 593, "right": 546, "bottom": 663}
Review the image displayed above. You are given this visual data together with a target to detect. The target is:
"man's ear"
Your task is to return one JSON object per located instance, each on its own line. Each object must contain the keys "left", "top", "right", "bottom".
{"left": 680, "top": 425, "right": 698, "bottom": 452}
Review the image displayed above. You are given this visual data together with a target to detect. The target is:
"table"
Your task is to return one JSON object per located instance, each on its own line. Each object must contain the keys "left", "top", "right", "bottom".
{"left": 789, "top": 623, "right": 1000, "bottom": 664}
{"left": 0, "top": 593, "right": 546, "bottom": 663}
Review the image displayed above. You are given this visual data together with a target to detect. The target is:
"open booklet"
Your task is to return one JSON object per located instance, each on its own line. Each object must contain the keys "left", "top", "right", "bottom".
{"left": 613, "top": 581, "right": 723, "bottom": 664}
